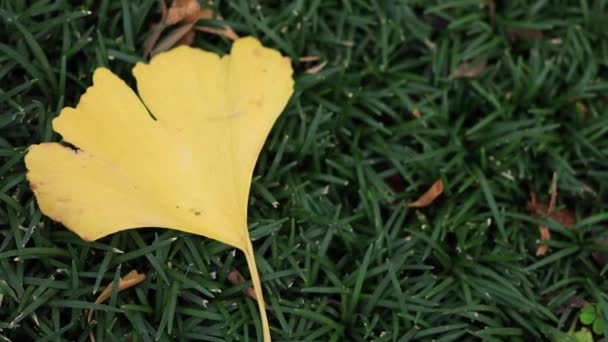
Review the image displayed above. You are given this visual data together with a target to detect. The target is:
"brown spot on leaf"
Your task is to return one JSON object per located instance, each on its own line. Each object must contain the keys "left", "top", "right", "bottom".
{"left": 250, "top": 96, "right": 264, "bottom": 108}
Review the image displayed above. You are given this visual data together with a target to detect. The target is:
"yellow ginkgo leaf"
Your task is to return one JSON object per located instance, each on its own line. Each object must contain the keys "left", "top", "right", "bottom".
{"left": 24, "top": 37, "right": 293, "bottom": 342}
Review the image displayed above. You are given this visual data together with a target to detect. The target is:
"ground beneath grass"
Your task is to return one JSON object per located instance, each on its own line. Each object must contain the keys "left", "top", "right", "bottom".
{"left": 2, "top": 1, "right": 608, "bottom": 341}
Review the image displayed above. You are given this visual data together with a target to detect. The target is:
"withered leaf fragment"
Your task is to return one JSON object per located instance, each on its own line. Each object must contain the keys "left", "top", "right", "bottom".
{"left": 87, "top": 270, "right": 146, "bottom": 342}
{"left": 452, "top": 60, "right": 487, "bottom": 78}
{"left": 87, "top": 270, "right": 146, "bottom": 323}
{"left": 527, "top": 174, "right": 574, "bottom": 256}
{"left": 144, "top": 0, "right": 238, "bottom": 57}
{"left": 227, "top": 268, "right": 257, "bottom": 300}
{"left": 408, "top": 180, "right": 444, "bottom": 208}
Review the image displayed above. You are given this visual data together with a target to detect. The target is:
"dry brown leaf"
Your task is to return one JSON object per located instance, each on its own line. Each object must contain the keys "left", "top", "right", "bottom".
{"left": 87, "top": 270, "right": 146, "bottom": 342}
{"left": 166, "top": 0, "right": 201, "bottom": 25}
{"left": 536, "top": 226, "right": 551, "bottom": 256}
{"left": 408, "top": 180, "right": 444, "bottom": 208}
{"left": 87, "top": 270, "right": 146, "bottom": 323}
{"left": 452, "top": 60, "right": 487, "bottom": 78}
{"left": 144, "top": 0, "right": 239, "bottom": 58}
{"left": 505, "top": 27, "right": 544, "bottom": 41}
{"left": 227, "top": 268, "right": 257, "bottom": 300}
{"left": 305, "top": 61, "right": 327, "bottom": 74}
{"left": 527, "top": 174, "right": 575, "bottom": 256}
{"left": 193, "top": 8, "right": 239, "bottom": 41}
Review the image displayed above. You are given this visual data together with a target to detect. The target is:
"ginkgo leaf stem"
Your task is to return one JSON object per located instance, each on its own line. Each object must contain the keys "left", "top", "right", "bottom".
{"left": 243, "top": 238, "right": 271, "bottom": 342}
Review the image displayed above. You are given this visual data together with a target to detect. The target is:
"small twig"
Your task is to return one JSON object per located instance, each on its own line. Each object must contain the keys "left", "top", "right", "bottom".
{"left": 548, "top": 172, "right": 557, "bottom": 214}
{"left": 88, "top": 270, "right": 146, "bottom": 342}
{"left": 299, "top": 56, "right": 321, "bottom": 62}
{"left": 305, "top": 61, "right": 327, "bottom": 74}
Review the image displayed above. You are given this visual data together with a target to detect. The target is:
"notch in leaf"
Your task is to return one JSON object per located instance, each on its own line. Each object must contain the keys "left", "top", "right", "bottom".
{"left": 24, "top": 37, "right": 294, "bottom": 341}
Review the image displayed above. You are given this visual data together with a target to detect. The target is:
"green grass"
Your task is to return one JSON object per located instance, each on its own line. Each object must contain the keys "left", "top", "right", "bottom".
{"left": 2, "top": 0, "right": 608, "bottom": 341}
